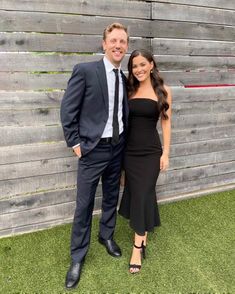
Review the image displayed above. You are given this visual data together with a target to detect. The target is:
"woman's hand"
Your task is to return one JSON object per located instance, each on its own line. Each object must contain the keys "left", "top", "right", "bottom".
{"left": 160, "top": 153, "right": 169, "bottom": 171}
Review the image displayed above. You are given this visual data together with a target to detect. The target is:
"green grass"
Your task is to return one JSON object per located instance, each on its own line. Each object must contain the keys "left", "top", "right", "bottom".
{"left": 0, "top": 190, "right": 234, "bottom": 294}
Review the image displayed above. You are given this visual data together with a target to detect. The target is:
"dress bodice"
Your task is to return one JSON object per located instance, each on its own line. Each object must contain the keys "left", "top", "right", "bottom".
{"left": 128, "top": 98, "right": 160, "bottom": 125}
{"left": 126, "top": 98, "right": 162, "bottom": 155}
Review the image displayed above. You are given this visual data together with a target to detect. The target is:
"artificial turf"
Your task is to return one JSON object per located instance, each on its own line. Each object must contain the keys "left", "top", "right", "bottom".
{"left": 0, "top": 190, "right": 234, "bottom": 294}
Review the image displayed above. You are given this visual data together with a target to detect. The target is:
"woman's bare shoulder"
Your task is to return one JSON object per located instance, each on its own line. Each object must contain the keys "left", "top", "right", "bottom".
{"left": 164, "top": 84, "right": 171, "bottom": 94}
{"left": 164, "top": 84, "right": 172, "bottom": 103}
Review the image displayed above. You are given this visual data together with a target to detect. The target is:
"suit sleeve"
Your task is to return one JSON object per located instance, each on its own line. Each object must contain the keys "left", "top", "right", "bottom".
{"left": 60, "top": 64, "right": 86, "bottom": 147}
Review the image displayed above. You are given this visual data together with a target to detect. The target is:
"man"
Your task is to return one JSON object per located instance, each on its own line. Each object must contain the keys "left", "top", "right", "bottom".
{"left": 60, "top": 23, "right": 129, "bottom": 289}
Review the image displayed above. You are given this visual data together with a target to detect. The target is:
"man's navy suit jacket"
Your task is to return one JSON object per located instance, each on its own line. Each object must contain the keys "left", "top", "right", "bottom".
{"left": 60, "top": 59, "right": 129, "bottom": 156}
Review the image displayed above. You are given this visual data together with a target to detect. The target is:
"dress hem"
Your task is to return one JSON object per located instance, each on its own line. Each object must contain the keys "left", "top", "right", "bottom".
{"left": 118, "top": 211, "right": 161, "bottom": 236}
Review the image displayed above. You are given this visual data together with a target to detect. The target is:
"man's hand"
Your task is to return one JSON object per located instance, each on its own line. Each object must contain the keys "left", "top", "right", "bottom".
{"left": 73, "top": 146, "right": 82, "bottom": 158}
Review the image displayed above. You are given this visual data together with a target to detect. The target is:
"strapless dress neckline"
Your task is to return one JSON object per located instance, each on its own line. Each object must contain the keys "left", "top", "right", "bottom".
{"left": 129, "top": 98, "right": 158, "bottom": 103}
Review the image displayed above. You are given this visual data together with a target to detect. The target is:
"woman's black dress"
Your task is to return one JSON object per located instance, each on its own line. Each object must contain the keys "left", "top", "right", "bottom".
{"left": 119, "top": 98, "right": 162, "bottom": 236}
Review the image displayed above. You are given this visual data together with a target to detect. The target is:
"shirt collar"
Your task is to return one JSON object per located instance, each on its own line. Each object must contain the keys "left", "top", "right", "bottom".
{"left": 103, "top": 56, "right": 121, "bottom": 73}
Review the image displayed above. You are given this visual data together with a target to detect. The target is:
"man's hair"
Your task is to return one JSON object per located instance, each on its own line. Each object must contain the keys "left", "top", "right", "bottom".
{"left": 103, "top": 22, "right": 129, "bottom": 42}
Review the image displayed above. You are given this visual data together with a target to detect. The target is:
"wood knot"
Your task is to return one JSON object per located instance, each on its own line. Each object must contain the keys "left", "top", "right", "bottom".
{"left": 15, "top": 39, "right": 25, "bottom": 45}
{"left": 38, "top": 108, "right": 49, "bottom": 115}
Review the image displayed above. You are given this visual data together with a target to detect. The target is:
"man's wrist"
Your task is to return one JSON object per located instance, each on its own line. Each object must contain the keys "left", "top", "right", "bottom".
{"left": 72, "top": 143, "right": 80, "bottom": 149}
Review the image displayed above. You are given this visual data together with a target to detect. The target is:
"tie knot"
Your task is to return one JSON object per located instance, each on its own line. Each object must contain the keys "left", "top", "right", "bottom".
{"left": 113, "top": 68, "right": 119, "bottom": 75}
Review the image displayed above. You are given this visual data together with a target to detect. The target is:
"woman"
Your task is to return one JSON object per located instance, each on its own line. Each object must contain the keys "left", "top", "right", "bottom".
{"left": 119, "top": 49, "right": 172, "bottom": 273}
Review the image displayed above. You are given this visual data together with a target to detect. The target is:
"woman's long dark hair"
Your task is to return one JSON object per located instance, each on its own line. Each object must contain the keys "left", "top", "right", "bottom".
{"left": 127, "top": 49, "right": 169, "bottom": 119}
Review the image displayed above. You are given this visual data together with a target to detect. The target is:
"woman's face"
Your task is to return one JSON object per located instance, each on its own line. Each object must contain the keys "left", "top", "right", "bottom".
{"left": 131, "top": 55, "right": 153, "bottom": 83}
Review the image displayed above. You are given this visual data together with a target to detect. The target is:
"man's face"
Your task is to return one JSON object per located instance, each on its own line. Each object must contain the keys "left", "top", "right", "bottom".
{"left": 103, "top": 28, "right": 128, "bottom": 67}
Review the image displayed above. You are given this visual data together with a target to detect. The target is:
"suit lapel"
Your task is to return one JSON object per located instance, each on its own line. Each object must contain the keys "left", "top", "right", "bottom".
{"left": 96, "top": 59, "right": 109, "bottom": 113}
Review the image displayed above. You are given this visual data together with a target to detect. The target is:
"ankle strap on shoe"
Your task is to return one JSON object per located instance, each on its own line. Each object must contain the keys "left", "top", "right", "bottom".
{"left": 134, "top": 240, "right": 144, "bottom": 249}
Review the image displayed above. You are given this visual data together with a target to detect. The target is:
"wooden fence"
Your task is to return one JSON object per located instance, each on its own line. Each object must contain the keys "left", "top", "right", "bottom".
{"left": 0, "top": 0, "right": 234, "bottom": 237}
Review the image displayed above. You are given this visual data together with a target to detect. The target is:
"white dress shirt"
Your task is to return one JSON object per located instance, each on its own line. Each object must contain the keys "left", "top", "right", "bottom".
{"left": 101, "top": 56, "right": 124, "bottom": 138}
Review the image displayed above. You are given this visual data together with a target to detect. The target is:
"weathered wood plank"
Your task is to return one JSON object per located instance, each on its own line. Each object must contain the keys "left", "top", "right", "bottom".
{"left": 149, "top": 0, "right": 235, "bottom": 11}
{"left": 0, "top": 53, "right": 101, "bottom": 72}
{"left": 1, "top": 102, "right": 234, "bottom": 127}
{"left": 171, "top": 86, "right": 235, "bottom": 102}
{"left": 156, "top": 55, "right": 235, "bottom": 71}
{"left": 0, "top": 34, "right": 102, "bottom": 52}
{"left": 1, "top": 52, "right": 235, "bottom": 72}
{"left": 0, "top": 11, "right": 151, "bottom": 36}
{"left": 151, "top": 20, "right": 235, "bottom": 41}
{"left": 0, "top": 201, "right": 76, "bottom": 230}
{"left": 0, "top": 186, "right": 102, "bottom": 217}
{"left": 173, "top": 100, "right": 235, "bottom": 115}
{"left": 1, "top": 120, "right": 234, "bottom": 149}
{"left": 0, "top": 192, "right": 101, "bottom": 234}
{"left": 3, "top": 182, "right": 235, "bottom": 237}
{"left": 1, "top": 136, "right": 235, "bottom": 165}
{"left": 0, "top": 0, "right": 150, "bottom": 19}
{"left": 1, "top": 148, "right": 234, "bottom": 182}
{"left": 161, "top": 71, "right": 235, "bottom": 87}
{"left": 171, "top": 137, "right": 235, "bottom": 157}
{"left": 0, "top": 72, "right": 69, "bottom": 90}
{"left": 0, "top": 157, "right": 77, "bottom": 181}
{"left": 0, "top": 217, "right": 72, "bottom": 237}
{"left": 1, "top": 107, "right": 234, "bottom": 128}
{"left": 171, "top": 113, "right": 235, "bottom": 129}
{"left": 0, "top": 171, "right": 77, "bottom": 200}
{"left": 1, "top": 91, "right": 234, "bottom": 115}
{"left": 170, "top": 149, "right": 235, "bottom": 169}
{"left": 0, "top": 87, "right": 234, "bottom": 112}
{"left": 2, "top": 169, "right": 235, "bottom": 219}
{"left": 2, "top": 182, "right": 235, "bottom": 237}
{"left": 0, "top": 108, "right": 60, "bottom": 127}
{"left": 3, "top": 170, "right": 232, "bottom": 218}
{"left": 0, "top": 53, "right": 129, "bottom": 73}
{"left": 157, "top": 172, "right": 235, "bottom": 199}
{"left": 157, "top": 161, "right": 235, "bottom": 186}
{"left": 152, "top": 3, "right": 235, "bottom": 26}
{"left": 153, "top": 38, "right": 235, "bottom": 56}
{"left": 0, "top": 187, "right": 103, "bottom": 216}
{"left": 0, "top": 126, "right": 64, "bottom": 147}
{"left": 0, "top": 188, "right": 76, "bottom": 214}
{"left": 3, "top": 142, "right": 235, "bottom": 179}
{"left": 0, "top": 90, "right": 62, "bottom": 109}
{"left": 0, "top": 33, "right": 151, "bottom": 53}
{"left": 0, "top": 142, "right": 69, "bottom": 165}
{"left": 1, "top": 87, "right": 234, "bottom": 111}
{"left": 1, "top": 71, "right": 234, "bottom": 90}
{"left": 1, "top": 160, "right": 234, "bottom": 199}
{"left": 171, "top": 124, "right": 235, "bottom": 144}
{"left": 0, "top": 0, "right": 235, "bottom": 13}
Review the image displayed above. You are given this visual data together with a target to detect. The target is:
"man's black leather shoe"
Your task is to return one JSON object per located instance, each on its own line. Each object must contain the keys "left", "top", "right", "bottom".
{"left": 98, "top": 237, "right": 122, "bottom": 257}
{"left": 65, "top": 261, "right": 83, "bottom": 289}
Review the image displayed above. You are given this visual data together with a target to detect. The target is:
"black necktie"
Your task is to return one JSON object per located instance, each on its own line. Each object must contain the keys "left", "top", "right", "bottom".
{"left": 112, "top": 69, "right": 119, "bottom": 145}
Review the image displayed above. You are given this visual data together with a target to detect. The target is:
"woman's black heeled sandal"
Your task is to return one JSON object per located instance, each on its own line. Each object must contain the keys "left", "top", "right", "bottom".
{"left": 129, "top": 241, "right": 145, "bottom": 274}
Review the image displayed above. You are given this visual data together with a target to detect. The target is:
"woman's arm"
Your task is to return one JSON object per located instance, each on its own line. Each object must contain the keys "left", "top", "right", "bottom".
{"left": 160, "top": 85, "right": 172, "bottom": 171}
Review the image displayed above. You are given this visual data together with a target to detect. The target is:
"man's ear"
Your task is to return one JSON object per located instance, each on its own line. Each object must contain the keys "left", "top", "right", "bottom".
{"left": 102, "top": 40, "right": 106, "bottom": 52}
